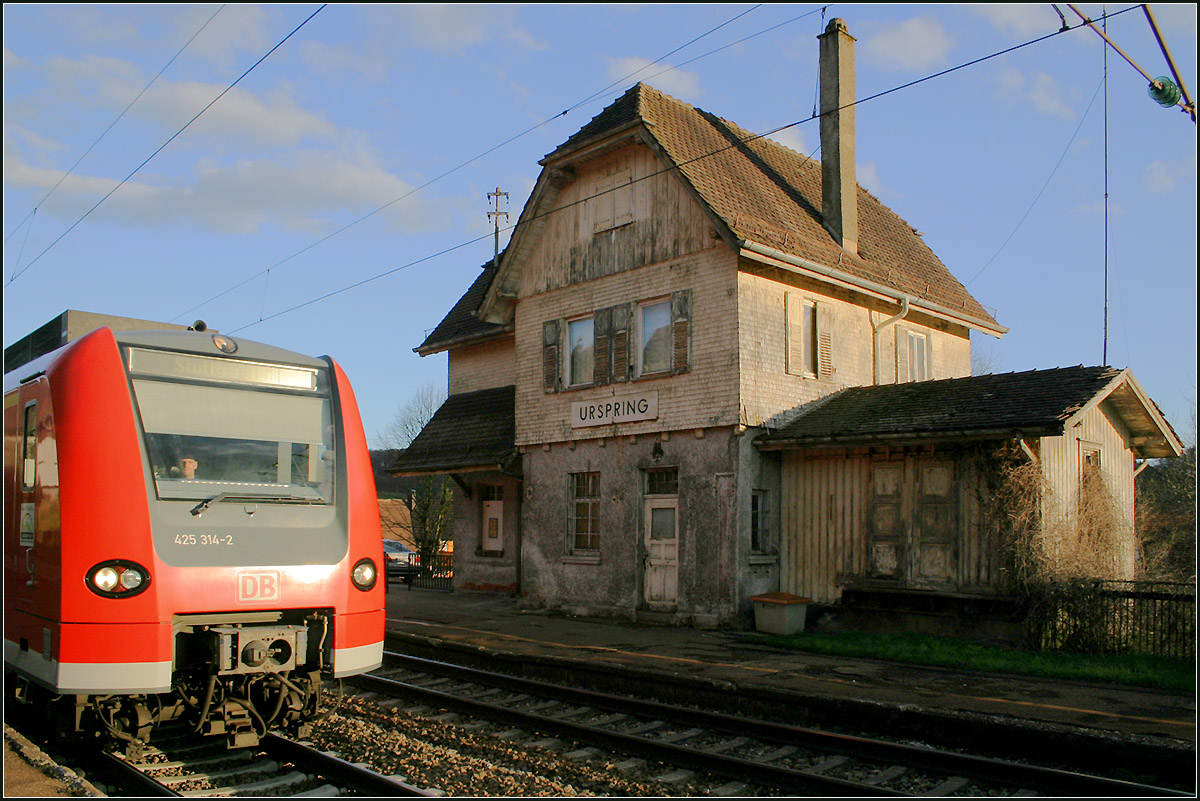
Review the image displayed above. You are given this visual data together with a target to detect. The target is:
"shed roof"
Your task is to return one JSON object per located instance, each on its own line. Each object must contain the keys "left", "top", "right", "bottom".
{"left": 389, "top": 385, "right": 518, "bottom": 476}
{"left": 756, "top": 366, "right": 1182, "bottom": 459}
{"left": 483, "top": 83, "right": 1000, "bottom": 333}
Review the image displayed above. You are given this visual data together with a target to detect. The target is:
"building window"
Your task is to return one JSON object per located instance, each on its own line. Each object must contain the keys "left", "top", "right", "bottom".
{"left": 645, "top": 467, "right": 678, "bottom": 496}
{"left": 906, "top": 330, "right": 929, "bottom": 382}
{"left": 751, "top": 490, "right": 771, "bottom": 553}
{"left": 786, "top": 293, "right": 833, "bottom": 378}
{"left": 639, "top": 299, "right": 671, "bottom": 375}
{"left": 567, "top": 316, "right": 594, "bottom": 387}
{"left": 570, "top": 472, "right": 601, "bottom": 551}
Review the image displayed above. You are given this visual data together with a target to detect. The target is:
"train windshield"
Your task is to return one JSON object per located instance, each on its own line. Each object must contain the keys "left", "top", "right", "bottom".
{"left": 126, "top": 348, "right": 335, "bottom": 504}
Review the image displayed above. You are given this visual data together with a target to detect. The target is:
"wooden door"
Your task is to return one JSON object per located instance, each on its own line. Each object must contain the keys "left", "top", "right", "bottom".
{"left": 911, "top": 462, "right": 958, "bottom": 588}
{"left": 867, "top": 463, "right": 905, "bottom": 580}
{"left": 643, "top": 498, "right": 678, "bottom": 608}
{"left": 868, "top": 459, "right": 959, "bottom": 588}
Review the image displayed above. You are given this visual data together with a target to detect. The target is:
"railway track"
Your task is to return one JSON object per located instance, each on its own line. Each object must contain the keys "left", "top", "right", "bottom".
{"left": 81, "top": 732, "right": 437, "bottom": 797}
{"left": 348, "top": 651, "right": 1186, "bottom": 797}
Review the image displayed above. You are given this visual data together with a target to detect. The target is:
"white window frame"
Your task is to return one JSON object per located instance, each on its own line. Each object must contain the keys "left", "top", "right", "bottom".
{"left": 786, "top": 293, "right": 819, "bottom": 377}
{"left": 569, "top": 471, "right": 601, "bottom": 552}
{"left": 566, "top": 315, "right": 595, "bottom": 388}
{"left": 637, "top": 298, "right": 672, "bottom": 377}
{"left": 906, "top": 330, "right": 929, "bottom": 382}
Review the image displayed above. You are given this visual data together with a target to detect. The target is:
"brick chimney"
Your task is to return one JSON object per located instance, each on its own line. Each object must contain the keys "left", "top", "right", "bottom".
{"left": 818, "top": 18, "right": 858, "bottom": 255}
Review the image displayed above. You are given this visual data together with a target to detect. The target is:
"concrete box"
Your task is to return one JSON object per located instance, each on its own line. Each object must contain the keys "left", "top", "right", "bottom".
{"left": 750, "top": 592, "right": 811, "bottom": 636}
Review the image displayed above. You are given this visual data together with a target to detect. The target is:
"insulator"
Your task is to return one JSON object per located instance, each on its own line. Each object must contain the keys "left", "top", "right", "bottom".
{"left": 1147, "top": 77, "right": 1182, "bottom": 108}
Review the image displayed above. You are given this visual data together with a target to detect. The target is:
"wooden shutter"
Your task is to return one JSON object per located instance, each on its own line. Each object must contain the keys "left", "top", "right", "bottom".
{"left": 542, "top": 319, "right": 560, "bottom": 393}
{"left": 611, "top": 303, "right": 631, "bottom": 382}
{"left": 593, "top": 307, "right": 611, "bottom": 385}
{"left": 614, "top": 171, "right": 633, "bottom": 228}
{"left": 785, "top": 293, "right": 803, "bottom": 376}
{"left": 671, "top": 289, "right": 691, "bottom": 374}
{"left": 816, "top": 302, "right": 835, "bottom": 380}
{"left": 896, "top": 325, "right": 910, "bottom": 384}
{"left": 593, "top": 171, "right": 614, "bottom": 233}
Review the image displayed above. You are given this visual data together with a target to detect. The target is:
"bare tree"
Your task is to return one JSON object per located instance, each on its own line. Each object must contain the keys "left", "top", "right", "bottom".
{"left": 971, "top": 337, "right": 999, "bottom": 376}
{"left": 380, "top": 381, "right": 454, "bottom": 561}
{"left": 379, "top": 381, "right": 446, "bottom": 449}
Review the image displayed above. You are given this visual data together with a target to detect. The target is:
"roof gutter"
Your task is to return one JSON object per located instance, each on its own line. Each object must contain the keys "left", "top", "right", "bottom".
{"left": 739, "top": 240, "right": 1008, "bottom": 338}
{"left": 756, "top": 425, "right": 1062, "bottom": 452}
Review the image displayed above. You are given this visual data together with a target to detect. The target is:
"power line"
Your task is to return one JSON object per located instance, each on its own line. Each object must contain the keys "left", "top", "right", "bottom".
{"left": 3, "top": 5, "right": 226, "bottom": 251}
{"left": 6, "top": 4, "right": 326, "bottom": 287}
{"left": 234, "top": 10, "right": 1107, "bottom": 335}
{"left": 172, "top": 3, "right": 812, "bottom": 324}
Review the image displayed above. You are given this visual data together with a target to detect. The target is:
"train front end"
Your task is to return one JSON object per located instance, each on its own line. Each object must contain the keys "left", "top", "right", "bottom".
{"left": 5, "top": 327, "right": 385, "bottom": 750}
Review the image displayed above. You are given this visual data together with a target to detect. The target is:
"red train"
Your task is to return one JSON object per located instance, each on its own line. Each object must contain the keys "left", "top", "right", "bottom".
{"left": 4, "top": 324, "right": 384, "bottom": 752}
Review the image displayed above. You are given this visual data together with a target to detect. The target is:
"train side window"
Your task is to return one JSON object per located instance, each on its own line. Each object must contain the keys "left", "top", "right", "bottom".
{"left": 22, "top": 402, "right": 37, "bottom": 490}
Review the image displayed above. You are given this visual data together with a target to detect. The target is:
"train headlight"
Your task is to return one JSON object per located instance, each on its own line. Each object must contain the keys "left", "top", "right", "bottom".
{"left": 351, "top": 558, "right": 377, "bottom": 591}
{"left": 120, "top": 567, "right": 145, "bottom": 590}
{"left": 86, "top": 560, "right": 151, "bottom": 598}
{"left": 93, "top": 567, "right": 120, "bottom": 592}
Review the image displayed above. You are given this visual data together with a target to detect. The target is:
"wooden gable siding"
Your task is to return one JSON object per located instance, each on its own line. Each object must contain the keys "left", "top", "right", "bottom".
{"left": 780, "top": 448, "right": 1008, "bottom": 605}
{"left": 519, "top": 143, "right": 715, "bottom": 299}
{"left": 448, "top": 336, "right": 516, "bottom": 396}
{"left": 1038, "top": 400, "right": 1137, "bottom": 579}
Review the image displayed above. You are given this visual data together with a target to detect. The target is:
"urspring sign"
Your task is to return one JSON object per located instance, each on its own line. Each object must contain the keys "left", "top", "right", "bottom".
{"left": 571, "top": 391, "right": 658, "bottom": 428}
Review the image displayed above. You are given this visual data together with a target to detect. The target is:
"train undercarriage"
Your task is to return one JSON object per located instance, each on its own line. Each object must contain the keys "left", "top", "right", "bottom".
{"left": 8, "top": 610, "right": 343, "bottom": 757}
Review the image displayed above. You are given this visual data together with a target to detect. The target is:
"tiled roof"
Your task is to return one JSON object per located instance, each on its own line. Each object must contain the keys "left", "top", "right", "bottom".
{"left": 546, "top": 83, "right": 996, "bottom": 327}
{"left": 417, "top": 258, "right": 510, "bottom": 354}
{"left": 389, "top": 385, "right": 517, "bottom": 475}
{"left": 757, "top": 366, "right": 1124, "bottom": 447}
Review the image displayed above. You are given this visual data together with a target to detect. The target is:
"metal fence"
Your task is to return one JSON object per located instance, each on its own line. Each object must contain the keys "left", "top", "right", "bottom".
{"left": 408, "top": 552, "right": 453, "bottom": 592}
{"left": 1031, "top": 579, "right": 1195, "bottom": 660}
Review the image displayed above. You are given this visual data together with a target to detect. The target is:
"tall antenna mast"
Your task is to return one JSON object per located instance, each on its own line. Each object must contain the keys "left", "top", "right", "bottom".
{"left": 1102, "top": 7, "right": 1109, "bottom": 365}
{"left": 487, "top": 187, "right": 509, "bottom": 263}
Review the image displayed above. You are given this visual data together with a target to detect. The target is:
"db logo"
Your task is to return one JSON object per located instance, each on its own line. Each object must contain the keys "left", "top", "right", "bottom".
{"left": 238, "top": 571, "right": 280, "bottom": 602}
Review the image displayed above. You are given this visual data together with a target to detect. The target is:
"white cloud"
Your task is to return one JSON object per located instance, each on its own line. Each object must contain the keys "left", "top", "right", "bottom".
{"left": 994, "top": 67, "right": 1077, "bottom": 120}
{"left": 3, "top": 143, "right": 444, "bottom": 237}
{"left": 857, "top": 163, "right": 886, "bottom": 197}
{"left": 971, "top": 4, "right": 1063, "bottom": 37}
{"left": 388, "top": 5, "right": 545, "bottom": 55}
{"left": 176, "top": 4, "right": 274, "bottom": 71}
{"left": 861, "top": 17, "right": 954, "bottom": 72}
{"left": 765, "top": 126, "right": 809, "bottom": 157}
{"left": 1143, "top": 155, "right": 1195, "bottom": 194}
{"left": 133, "top": 80, "right": 340, "bottom": 149}
{"left": 607, "top": 57, "right": 701, "bottom": 100}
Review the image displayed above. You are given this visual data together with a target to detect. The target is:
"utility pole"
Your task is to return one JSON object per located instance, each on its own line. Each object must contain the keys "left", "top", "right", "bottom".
{"left": 487, "top": 187, "right": 509, "bottom": 263}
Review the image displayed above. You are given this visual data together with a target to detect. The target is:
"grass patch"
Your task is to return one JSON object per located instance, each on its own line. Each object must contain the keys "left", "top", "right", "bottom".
{"left": 741, "top": 630, "right": 1195, "bottom": 692}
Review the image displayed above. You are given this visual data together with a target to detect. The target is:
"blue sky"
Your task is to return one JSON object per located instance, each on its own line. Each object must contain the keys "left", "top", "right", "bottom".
{"left": 4, "top": 4, "right": 1196, "bottom": 447}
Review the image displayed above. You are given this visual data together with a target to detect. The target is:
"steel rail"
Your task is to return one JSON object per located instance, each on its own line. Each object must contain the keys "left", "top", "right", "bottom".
{"left": 261, "top": 733, "right": 436, "bottom": 796}
{"left": 358, "top": 669, "right": 895, "bottom": 795}
{"left": 366, "top": 651, "right": 1187, "bottom": 797}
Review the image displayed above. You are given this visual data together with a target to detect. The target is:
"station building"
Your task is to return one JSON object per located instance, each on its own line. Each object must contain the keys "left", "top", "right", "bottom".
{"left": 393, "top": 20, "right": 1181, "bottom": 631}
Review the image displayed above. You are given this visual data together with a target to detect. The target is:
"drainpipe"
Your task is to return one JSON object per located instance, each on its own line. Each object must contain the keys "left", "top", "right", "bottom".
{"left": 872, "top": 296, "right": 909, "bottom": 385}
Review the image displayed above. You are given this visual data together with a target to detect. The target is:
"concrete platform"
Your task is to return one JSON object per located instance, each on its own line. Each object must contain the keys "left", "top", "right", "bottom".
{"left": 383, "top": 586, "right": 1196, "bottom": 748}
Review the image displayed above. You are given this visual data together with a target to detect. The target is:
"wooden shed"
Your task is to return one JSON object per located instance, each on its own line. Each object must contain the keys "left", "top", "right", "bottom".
{"left": 756, "top": 366, "right": 1182, "bottom": 635}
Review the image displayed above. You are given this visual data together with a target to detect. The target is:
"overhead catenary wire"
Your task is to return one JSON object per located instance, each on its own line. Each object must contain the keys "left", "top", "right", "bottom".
{"left": 5, "top": 4, "right": 327, "bottom": 288}
{"left": 235, "top": 8, "right": 1126, "bottom": 335}
{"left": 2, "top": 4, "right": 226, "bottom": 254}
{"left": 172, "top": 3, "right": 819, "bottom": 324}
